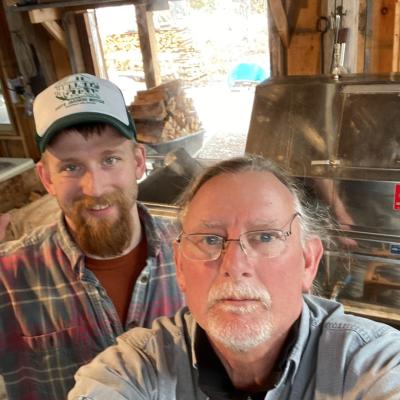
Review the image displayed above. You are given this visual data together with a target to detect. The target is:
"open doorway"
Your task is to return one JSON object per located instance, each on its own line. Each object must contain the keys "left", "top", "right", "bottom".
{"left": 94, "top": 0, "right": 270, "bottom": 160}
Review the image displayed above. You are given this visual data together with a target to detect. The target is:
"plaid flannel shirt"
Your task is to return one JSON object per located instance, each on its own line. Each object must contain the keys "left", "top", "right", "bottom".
{"left": 0, "top": 203, "right": 185, "bottom": 400}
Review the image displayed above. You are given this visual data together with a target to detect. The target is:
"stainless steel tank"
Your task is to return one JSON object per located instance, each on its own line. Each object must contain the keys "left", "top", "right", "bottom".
{"left": 246, "top": 74, "right": 400, "bottom": 326}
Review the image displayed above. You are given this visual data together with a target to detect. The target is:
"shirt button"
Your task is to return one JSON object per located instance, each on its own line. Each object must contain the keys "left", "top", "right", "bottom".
{"left": 140, "top": 275, "right": 149, "bottom": 283}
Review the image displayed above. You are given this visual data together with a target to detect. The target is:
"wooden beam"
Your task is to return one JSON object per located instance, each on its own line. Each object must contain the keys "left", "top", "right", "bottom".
{"left": 268, "top": 0, "right": 286, "bottom": 76}
{"left": 49, "top": 39, "right": 71, "bottom": 79}
{"left": 41, "top": 21, "right": 67, "bottom": 48}
{"left": 28, "top": 8, "right": 60, "bottom": 23}
{"left": 135, "top": 2, "right": 161, "bottom": 88}
{"left": 393, "top": 0, "right": 400, "bottom": 71}
{"left": 7, "top": 0, "right": 140, "bottom": 12}
{"left": 84, "top": 10, "right": 108, "bottom": 78}
{"left": 28, "top": 9, "right": 67, "bottom": 48}
{"left": 287, "top": 0, "right": 306, "bottom": 36}
{"left": 342, "top": 0, "right": 360, "bottom": 73}
{"left": 268, "top": 0, "right": 289, "bottom": 48}
{"left": 62, "top": 11, "right": 85, "bottom": 73}
{"left": 364, "top": 0, "right": 374, "bottom": 72}
{"left": 357, "top": 0, "right": 367, "bottom": 72}
{"left": 74, "top": 12, "right": 95, "bottom": 75}
{"left": 6, "top": 8, "right": 58, "bottom": 87}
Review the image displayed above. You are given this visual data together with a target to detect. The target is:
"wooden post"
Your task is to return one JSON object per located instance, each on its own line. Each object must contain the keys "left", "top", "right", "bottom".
{"left": 392, "top": 0, "right": 400, "bottom": 71}
{"left": 357, "top": 0, "right": 367, "bottom": 73}
{"left": 341, "top": 0, "right": 360, "bottom": 73}
{"left": 364, "top": 0, "right": 374, "bottom": 72}
{"left": 74, "top": 12, "right": 96, "bottom": 75}
{"left": 268, "top": 0, "right": 287, "bottom": 76}
{"left": 84, "top": 10, "right": 108, "bottom": 78}
{"left": 62, "top": 11, "right": 86, "bottom": 73}
{"left": 135, "top": 1, "right": 161, "bottom": 88}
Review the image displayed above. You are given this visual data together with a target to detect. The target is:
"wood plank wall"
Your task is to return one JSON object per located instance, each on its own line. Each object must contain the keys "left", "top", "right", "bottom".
{"left": 269, "top": 0, "right": 398, "bottom": 76}
{"left": 369, "top": 0, "right": 396, "bottom": 72}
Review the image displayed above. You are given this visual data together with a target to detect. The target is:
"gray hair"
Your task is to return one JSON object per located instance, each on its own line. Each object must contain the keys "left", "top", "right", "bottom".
{"left": 176, "top": 154, "right": 330, "bottom": 245}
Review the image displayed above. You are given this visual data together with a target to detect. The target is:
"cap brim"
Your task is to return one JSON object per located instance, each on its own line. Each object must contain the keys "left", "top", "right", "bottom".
{"left": 36, "top": 111, "right": 136, "bottom": 153}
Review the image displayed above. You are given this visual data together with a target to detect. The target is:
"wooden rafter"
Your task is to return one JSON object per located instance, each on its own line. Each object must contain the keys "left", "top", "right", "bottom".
{"left": 28, "top": 9, "right": 66, "bottom": 48}
{"left": 268, "top": 0, "right": 290, "bottom": 47}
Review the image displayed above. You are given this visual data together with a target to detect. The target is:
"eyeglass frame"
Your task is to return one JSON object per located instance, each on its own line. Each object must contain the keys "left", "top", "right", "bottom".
{"left": 176, "top": 212, "right": 301, "bottom": 261}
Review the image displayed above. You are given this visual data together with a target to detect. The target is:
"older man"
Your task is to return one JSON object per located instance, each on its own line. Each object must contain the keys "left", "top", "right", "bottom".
{"left": 0, "top": 73, "right": 184, "bottom": 400}
{"left": 68, "top": 155, "right": 400, "bottom": 400}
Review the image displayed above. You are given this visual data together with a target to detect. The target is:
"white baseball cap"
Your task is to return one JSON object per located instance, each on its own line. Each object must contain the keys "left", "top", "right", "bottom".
{"left": 33, "top": 73, "right": 136, "bottom": 152}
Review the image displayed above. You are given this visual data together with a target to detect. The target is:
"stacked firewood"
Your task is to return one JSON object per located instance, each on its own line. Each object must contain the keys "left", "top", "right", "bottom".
{"left": 104, "top": 28, "right": 207, "bottom": 84}
{"left": 129, "top": 80, "right": 202, "bottom": 144}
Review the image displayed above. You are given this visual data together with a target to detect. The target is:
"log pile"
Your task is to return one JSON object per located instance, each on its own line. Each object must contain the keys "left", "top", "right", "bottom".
{"left": 129, "top": 79, "right": 202, "bottom": 144}
{"left": 104, "top": 27, "right": 208, "bottom": 84}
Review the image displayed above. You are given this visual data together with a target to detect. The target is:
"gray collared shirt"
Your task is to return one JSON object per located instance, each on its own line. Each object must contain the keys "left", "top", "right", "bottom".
{"left": 68, "top": 295, "right": 400, "bottom": 400}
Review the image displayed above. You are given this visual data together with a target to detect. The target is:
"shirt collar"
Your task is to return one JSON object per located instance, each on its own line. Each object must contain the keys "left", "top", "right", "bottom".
{"left": 277, "top": 295, "right": 324, "bottom": 387}
{"left": 137, "top": 203, "right": 161, "bottom": 257}
{"left": 192, "top": 318, "right": 301, "bottom": 399}
{"left": 56, "top": 212, "right": 84, "bottom": 270}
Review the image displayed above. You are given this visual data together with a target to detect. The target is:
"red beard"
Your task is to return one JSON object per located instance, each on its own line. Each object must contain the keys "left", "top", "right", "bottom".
{"left": 66, "top": 190, "right": 135, "bottom": 258}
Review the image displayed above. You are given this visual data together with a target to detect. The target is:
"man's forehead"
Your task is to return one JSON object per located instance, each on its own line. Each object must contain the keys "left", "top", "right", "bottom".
{"left": 183, "top": 216, "right": 287, "bottom": 229}
{"left": 183, "top": 171, "right": 296, "bottom": 224}
{"left": 49, "top": 127, "right": 128, "bottom": 149}
{"left": 190, "top": 171, "right": 294, "bottom": 203}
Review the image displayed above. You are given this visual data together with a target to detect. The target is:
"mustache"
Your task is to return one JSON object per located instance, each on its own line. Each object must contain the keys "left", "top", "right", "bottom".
{"left": 73, "top": 191, "right": 126, "bottom": 210}
{"left": 207, "top": 281, "right": 272, "bottom": 309}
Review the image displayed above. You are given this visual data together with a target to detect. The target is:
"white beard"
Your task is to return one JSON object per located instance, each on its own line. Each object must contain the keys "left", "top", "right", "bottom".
{"left": 205, "top": 281, "right": 273, "bottom": 352}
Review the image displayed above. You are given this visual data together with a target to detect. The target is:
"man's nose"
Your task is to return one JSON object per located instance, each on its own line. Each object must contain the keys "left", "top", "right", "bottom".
{"left": 219, "top": 240, "right": 253, "bottom": 279}
{"left": 81, "top": 169, "right": 105, "bottom": 197}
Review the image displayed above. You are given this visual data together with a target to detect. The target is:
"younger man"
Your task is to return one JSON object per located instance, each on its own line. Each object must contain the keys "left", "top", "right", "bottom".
{"left": 0, "top": 73, "right": 184, "bottom": 399}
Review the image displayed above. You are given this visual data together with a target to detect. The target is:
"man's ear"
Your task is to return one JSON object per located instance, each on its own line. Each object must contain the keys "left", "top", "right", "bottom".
{"left": 301, "top": 237, "right": 324, "bottom": 293}
{"left": 36, "top": 161, "right": 56, "bottom": 196}
{"left": 133, "top": 144, "right": 146, "bottom": 180}
{"left": 173, "top": 241, "right": 187, "bottom": 293}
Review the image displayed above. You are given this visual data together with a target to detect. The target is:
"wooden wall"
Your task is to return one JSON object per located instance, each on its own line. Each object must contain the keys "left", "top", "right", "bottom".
{"left": 268, "top": 0, "right": 399, "bottom": 76}
{"left": 1, "top": 0, "right": 400, "bottom": 159}
{"left": 369, "top": 0, "right": 396, "bottom": 72}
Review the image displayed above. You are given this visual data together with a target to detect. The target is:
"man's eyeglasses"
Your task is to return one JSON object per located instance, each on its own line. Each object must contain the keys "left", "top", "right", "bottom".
{"left": 176, "top": 213, "right": 300, "bottom": 261}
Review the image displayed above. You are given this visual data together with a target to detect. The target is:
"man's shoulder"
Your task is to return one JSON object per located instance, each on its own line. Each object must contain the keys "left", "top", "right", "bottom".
{"left": 302, "top": 296, "right": 400, "bottom": 397}
{"left": 119, "top": 307, "right": 192, "bottom": 352}
{"left": 0, "top": 222, "right": 65, "bottom": 279}
{"left": 0, "top": 222, "right": 59, "bottom": 257}
{"left": 305, "top": 295, "right": 400, "bottom": 352}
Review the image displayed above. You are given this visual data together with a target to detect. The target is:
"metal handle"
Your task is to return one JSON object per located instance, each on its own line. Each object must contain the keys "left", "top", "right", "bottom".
{"left": 311, "top": 159, "right": 341, "bottom": 166}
